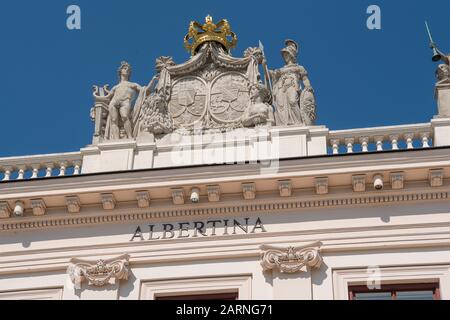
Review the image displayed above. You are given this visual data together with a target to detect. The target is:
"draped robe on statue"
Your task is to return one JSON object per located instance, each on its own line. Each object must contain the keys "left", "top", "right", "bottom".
{"left": 271, "top": 65, "right": 308, "bottom": 126}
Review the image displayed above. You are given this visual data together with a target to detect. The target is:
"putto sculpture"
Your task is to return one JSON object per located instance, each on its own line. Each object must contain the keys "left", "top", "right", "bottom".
{"left": 91, "top": 16, "right": 319, "bottom": 143}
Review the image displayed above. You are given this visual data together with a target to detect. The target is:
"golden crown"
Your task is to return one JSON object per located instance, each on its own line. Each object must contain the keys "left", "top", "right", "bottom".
{"left": 184, "top": 15, "right": 238, "bottom": 56}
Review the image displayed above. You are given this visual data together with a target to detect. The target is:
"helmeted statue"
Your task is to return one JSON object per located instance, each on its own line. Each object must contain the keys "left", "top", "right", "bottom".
{"left": 430, "top": 42, "right": 450, "bottom": 84}
{"left": 269, "top": 40, "right": 316, "bottom": 126}
{"left": 427, "top": 22, "right": 450, "bottom": 118}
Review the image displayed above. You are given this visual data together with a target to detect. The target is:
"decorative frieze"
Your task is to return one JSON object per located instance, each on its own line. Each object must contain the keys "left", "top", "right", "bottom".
{"left": 136, "top": 191, "right": 151, "bottom": 208}
{"left": 0, "top": 202, "right": 12, "bottom": 219}
{"left": 67, "top": 254, "right": 130, "bottom": 288}
{"left": 260, "top": 242, "right": 322, "bottom": 274}
{"left": 172, "top": 188, "right": 185, "bottom": 205}
{"left": 66, "top": 196, "right": 81, "bottom": 214}
{"left": 242, "top": 183, "right": 256, "bottom": 200}
{"left": 206, "top": 185, "right": 221, "bottom": 202}
{"left": 101, "top": 194, "right": 116, "bottom": 210}
{"left": 352, "top": 175, "right": 366, "bottom": 192}
{"left": 315, "top": 177, "right": 329, "bottom": 195}
{"left": 429, "top": 169, "right": 444, "bottom": 187}
{"left": 390, "top": 172, "right": 405, "bottom": 190}
{"left": 30, "top": 199, "right": 46, "bottom": 216}
{"left": 278, "top": 180, "right": 292, "bottom": 197}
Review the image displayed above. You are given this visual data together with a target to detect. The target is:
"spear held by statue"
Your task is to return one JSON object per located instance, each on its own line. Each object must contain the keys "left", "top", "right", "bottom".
{"left": 426, "top": 21, "right": 444, "bottom": 62}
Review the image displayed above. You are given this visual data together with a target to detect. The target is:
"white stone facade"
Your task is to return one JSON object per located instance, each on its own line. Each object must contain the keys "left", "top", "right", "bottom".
{"left": 1, "top": 139, "right": 450, "bottom": 300}
{"left": 1, "top": 16, "right": 450, "bottom": 300}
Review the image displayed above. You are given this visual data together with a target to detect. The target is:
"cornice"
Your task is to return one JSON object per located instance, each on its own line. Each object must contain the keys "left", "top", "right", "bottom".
{"left": 1, "top": 188, "right": 448, "bottom": 231}
{"left": 1, "top": 148, "right": 449, "bottom": 198}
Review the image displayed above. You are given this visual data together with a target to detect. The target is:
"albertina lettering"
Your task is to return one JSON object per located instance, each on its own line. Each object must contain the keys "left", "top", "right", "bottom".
{"left": 131, "top": 217, "right": 266, "bottom": 241}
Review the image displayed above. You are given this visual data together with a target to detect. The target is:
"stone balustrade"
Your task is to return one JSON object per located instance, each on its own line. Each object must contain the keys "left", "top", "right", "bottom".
{"left": 328, "top": 123, "right": 433, "bottom": 155}
{"left": 0, "top": 152, "right": 82, "bottom": 181}
{"left": 0, "top": 121, "right": 444, "bottom": 180}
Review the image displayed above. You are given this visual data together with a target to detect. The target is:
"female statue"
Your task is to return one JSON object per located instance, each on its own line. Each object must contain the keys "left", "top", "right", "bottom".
{"left": 268, "top": 40, "right": 316, "bottom": 126}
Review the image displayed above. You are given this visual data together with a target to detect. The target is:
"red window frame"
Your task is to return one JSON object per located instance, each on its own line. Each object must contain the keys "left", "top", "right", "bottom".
{"left": 155, "top": 292, "right": 239, "bottom": 300}
{"left": 348, "top": 283, "right": 441, "bottom": 300}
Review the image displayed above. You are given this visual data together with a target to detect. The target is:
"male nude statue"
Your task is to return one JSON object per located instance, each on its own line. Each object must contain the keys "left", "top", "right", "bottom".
{"left": 104, "top": 61, "right": 143, "bottom": 140}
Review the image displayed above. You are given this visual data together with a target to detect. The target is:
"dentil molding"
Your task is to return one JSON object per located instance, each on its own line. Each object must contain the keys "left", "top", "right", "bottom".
{"left": 67, "top": 254, "right": 130, "bottom": 287}
{"left": 260, "top": 241, "right": 322, "bottom": 274}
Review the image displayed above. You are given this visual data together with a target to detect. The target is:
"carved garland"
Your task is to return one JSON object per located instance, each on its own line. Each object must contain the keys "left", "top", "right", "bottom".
{"left": 67, "top": 254, "right": 130, "bottom": 287}
{"left": 260, "top": 242, "right": 322, "bottom": 273}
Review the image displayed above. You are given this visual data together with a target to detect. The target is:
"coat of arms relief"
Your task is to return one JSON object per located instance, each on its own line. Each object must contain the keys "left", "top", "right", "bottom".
{"left": 91, "top": 15, "right": 317, "bottom": 143}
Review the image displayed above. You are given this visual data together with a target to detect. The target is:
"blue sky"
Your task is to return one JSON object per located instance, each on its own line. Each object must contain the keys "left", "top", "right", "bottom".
{"left": 0, "top": 0, "right": 449, "bottom": 156}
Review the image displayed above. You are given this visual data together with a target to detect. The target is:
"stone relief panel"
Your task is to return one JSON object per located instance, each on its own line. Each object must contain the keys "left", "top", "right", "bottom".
{"left": 168, "top": 77, "right": 207, "bottom": 129}
{"left": 90, "top": 16, "right": 320, "bottom": 143}
{"left": 260, "top": 242, "right": 322, "bottom": 274}
{"left": 67, "top": 254, "right": 130, "bottom": 288}
{"left": 210, "top": 72, "right": 250, "bottom": 124}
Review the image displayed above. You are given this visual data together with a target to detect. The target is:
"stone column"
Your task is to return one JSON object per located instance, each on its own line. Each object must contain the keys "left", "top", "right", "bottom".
{"left": 260, "top": 242, "right": 322, "bottom": 300}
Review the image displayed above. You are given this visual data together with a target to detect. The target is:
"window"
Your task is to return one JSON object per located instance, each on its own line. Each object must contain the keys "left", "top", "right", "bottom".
{"left": 140, "top": 276, "right": 251, "bottom": 300}
{"left": 0, "top": 288, "right": 63, "bottom": 300}
{"left": 349, "top": 283, "right": 440, "bottom": 300}
{"left": 333, "top": 265, "right": 450, "bottom": 300}
{"left": 156, "top": 292, "right": 238, "bottom": 300}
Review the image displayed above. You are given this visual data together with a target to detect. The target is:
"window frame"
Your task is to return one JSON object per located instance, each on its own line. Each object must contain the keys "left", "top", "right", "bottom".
{"left": 333, "top": 265, "right": 450, "bottom": 300}
{"left": 140, "top": 275, "right": 252, "bottom": 300}
{"left": 348, "top": 282, "right": 441, "bottom": 300}
{"left": 0, "top": 287, "right": 63, "bottom": 300}
{"left": 155, "top": 292, "right": 239, "bottom": 300}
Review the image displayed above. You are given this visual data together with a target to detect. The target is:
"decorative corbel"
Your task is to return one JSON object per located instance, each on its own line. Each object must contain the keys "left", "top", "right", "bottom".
{"left": 136, "top": 191, "right": 151, "bottom": 208}
{"left": 0, "top": 202, "right": 12, "bottom": 219}
{"left": 352, "top": 174, "right": 366, "bottom": 192}
{"left": 67, "top": 254, "right": 130, "bottom": 288}
{"left": 429, "top": 169, "right": 444, "bottom": 187}
{"left": 30, "top": 199, "right": 46, "bottom": 216}
{"left": 315, "top": 177, "right": 329, "bottom": 195}
{"left": 101, "top": 193, "right": 116, "bottom": 210}
{"left": 278, "top": 180, "right": 292, "bottom": 197}
{"left": 260, "top": 242, "right": 323, "bottom": 274}
{"left": 242, "top": 183, "right": 256, "bottom": 200}
{"left": 66, "top": 196, "right": 81, "bottom": 214}
{"left": 206, "top": 185, "right": 221, "bottom": 202}
{"left": 171, "top": 188, "right": 185, "bottom": 205}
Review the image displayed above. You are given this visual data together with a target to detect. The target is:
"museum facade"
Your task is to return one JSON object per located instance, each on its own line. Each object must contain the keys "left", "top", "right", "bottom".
{"left": 1, "top": 16, "right": 450, "bottom": 300}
